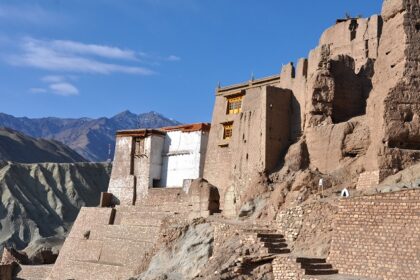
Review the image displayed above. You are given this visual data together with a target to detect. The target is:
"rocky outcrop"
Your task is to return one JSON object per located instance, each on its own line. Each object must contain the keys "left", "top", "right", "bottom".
{"left": 137, "top": 222, "right": 214, "bottom": 280}
{"left": 268, "top": 0, "right": 420, "bottom": 189}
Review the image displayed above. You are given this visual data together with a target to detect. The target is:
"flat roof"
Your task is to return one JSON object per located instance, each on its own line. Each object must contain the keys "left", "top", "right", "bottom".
{"left": 160, "top": 123, "right": 210, "bottom": 132}
{"left": 116, "top": 123, "right": 211, "bottom": 137}
{"left": 116, "top": 129, "right": 166, "bottom": 137}
{"left": 216, "top": 74, "right": 280, "bottom": 94}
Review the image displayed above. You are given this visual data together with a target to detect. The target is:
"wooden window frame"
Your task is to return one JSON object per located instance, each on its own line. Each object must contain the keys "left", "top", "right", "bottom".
{"left": 222, "top": 122, "right": 233, "bottom": 140}
{"left": 226, "top": 94, "right": 244, "bottom": 115}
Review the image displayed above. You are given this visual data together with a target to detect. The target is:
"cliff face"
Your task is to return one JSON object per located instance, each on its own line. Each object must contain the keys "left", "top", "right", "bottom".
{"left": 274, "top": 0, "right": 420, "bottom": 187}
{"left": 0, "top": 162, "right": 111, "bottom": 250}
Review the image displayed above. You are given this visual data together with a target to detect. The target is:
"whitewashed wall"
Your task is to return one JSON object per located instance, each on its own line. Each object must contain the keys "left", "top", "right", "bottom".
{"left": 160, "top": 130, "right": 208, "bottom": 187}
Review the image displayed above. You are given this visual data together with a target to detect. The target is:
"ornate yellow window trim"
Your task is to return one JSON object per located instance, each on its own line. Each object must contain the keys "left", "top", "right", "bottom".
{"left": 223, "top": 123, "right": 233, "bottom": 140}
{"left": 226, "top": 95, "right": 243, "bottom": 115}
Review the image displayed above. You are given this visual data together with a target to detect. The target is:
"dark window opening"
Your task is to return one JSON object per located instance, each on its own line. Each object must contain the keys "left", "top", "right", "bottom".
{"left": 153, "top": 179, "right": 162, "bottom": 188}
{"left": 330, "top": 56, "right": 373, "bottom": 123}
{"left": 404, "top": 111, "right": 414, "bottom": 122}
{"left": 344, "top": 151, "right": 358, "bottom": 158}
{"left": 349, "top": 19, "right": 359, "bottom": 41}
{"left": 134, "top": 137, "right": 145, "bottom": 157}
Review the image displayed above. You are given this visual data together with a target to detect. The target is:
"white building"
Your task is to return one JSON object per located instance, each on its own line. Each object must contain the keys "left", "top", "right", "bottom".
{"left": 108, "top": 123, "right": 210, "bottom": 205}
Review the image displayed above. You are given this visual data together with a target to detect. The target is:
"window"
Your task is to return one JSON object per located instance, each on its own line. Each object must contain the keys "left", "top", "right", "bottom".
{"left": 134, "top": 137, "right": 145, "bottom": 157}
{"left": 223, "top": 123, "right": 233, "bottom": 140}
{"left": 153, "top": 179, "right": 161, "bottom": 188}
{"left": 226, "top": 95, "right": 243, "bottom": 115}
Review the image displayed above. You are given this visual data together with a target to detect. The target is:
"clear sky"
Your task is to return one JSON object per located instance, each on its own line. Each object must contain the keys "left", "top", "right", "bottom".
{"left": 0, "top": 0, "right": 383, "bottom": 123}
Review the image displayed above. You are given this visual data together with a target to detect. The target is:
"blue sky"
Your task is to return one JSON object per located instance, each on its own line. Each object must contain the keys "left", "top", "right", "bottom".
{"left": 0, "top": 0, "right": 382, "bottom": 123}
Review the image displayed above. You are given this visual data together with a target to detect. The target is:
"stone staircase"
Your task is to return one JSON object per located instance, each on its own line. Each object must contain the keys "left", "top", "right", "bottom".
{"left": 220, "top": 230, "right": 292, "bottom": 279}
{"left": 258, "top": 233, "right": 291, "bottom": 255}
{"left": 46, "top": 185, "right": 219, "bottom": 280}
{"left": 296, "top": 257, "right": 338, "bottom": 276}
{"left": 47, "top": 189, "right": 194, "bottom": 280}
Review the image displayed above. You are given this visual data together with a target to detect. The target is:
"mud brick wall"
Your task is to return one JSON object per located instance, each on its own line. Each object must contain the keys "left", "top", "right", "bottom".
{"left": 272, "top": 256, "right": 304, "bottom": 280}
{"left": 276, "top": 205, "right": 303, "bottom": 244}
{"left": 328, "top": 189, "right": 420, "bottom": 280}
{"left": 356, "top": 170, "right": 383, "bottom": 190}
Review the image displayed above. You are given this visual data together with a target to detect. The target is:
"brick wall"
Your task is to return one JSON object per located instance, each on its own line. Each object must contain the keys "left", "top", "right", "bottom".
{"left": 356, "top": 170, "right": 384, "bottom": 190}
{"left": 272, "top": 256, "right": 304, "bottom": 280}
{"left": 276, "top": 205, "right": 304, "bottom": 244}
{"left": 328, "top": 189, "right": 420, "bottom": 279}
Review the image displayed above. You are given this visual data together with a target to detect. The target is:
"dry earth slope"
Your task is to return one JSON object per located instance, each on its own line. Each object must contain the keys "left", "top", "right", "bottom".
{"left": 0, "top": 161, "right": 111, "bottom": 251}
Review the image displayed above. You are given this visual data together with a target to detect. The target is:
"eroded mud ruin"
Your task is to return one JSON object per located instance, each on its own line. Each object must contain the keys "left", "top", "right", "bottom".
{"left": 2, "top": 0, "right": 419, "bottom": 279}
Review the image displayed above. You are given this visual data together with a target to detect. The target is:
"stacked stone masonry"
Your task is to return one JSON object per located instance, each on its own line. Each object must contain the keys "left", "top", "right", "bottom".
{"left": 356, "top": 171, "right": 384, "bottom": 190}
{"left": 272, "top": 256, "right": 305, "bottom": 280}
{"left": 276, "top": 206, "right": 304, "bottom": 244}
{"left": 328, "top": 189, "right": 420, "bottom": 280}
{"left": 48, "top": 184, "right": 219, "bottom": 279}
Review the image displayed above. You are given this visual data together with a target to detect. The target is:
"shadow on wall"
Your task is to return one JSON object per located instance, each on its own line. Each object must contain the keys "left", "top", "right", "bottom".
{"left": 330, "top": 56, "right": 374, "bottom": 124}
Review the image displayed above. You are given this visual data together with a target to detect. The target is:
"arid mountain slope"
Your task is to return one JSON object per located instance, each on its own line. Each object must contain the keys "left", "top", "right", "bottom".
{"left": 0, "top": 128, "right": 86, "bottom": 163}
{"left": 0, "top": 162, "right": 111, "bottom": 250}
{"left": 0, "top": 111, "right": 180, "bottom": 161}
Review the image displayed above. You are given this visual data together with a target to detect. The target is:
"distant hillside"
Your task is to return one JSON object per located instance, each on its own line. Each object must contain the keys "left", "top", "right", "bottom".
{"left": 0, "top": 127, "right": 86, "bottom": 163}
{"left": 0, "top": 162, "right": 111, "bottom": 250}
{"left": 0, "top": 111, "right": 181, "bottom": 162}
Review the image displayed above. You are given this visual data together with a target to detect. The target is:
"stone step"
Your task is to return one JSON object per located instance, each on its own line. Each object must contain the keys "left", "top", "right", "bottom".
{"left": 136, "top": 203, "right": 192, "bottom": 212}
{"left": 97, "top": 239, "right": 152, "bottom": 268}
{"left": 89, "top": 224, "right": 160, "bottom": 242}
{"left": 296, "top": 257, "right": 327, "bottom": 264}
{"left": 139, "top": 189, "right": 190, "bottom": 204}
{"left": 147, "top": 188, "right": 185, "bottom": 197}
{"left": 120, "top": 204, "right": 192, "bottom": 214}
{"left": 116, "top": 208, "right": 173, "bottom": 218}
{"left": 116, "top": 212, "right": 169, "bottom": 226}
{"left": 16, "top": 264, "right": 53, "bottom": 280}
{"left": 301, "top": 263, "right": 333, "bottom": 270}
{"left": 304, "top": 268, "right": 339, "bottom": 275}
{"left": 257, "top": 233, "right": 284, "bottom": 239}
{"left": 262, "top": 242, "right": 288, "bottom": 249}
{"left": 258, "top": 237, "right": 286, "bottom": 242}
{"left": 48, "top": 259, "right": 133, "bottom": 280}
{"left": 267, "top": 248, "right": 291, "bottom": 254}
{"left": 56, "top": 237, "right": 152, "bottom": 265}
{"left": 115, "top": 205, "right": 178, "bottom": 214}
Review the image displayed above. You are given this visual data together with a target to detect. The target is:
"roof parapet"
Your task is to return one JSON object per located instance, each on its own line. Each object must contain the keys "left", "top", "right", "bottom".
{"left": 116, "top": 123, "right": 211, "bottom": 137}
{"left": 161, "top": 123, "right": 210, "bottom": 132}
{"left": 216, "top": 74, "right": 280, "bottom": 94}
{"left": 116, "top": 129, "right": 166, "bottom": 137}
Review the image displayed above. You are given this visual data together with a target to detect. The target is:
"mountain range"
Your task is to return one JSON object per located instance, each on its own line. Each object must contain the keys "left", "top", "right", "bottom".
{"left": 0, "top": 127, "right": 86, "bottom": 163}
{"left": 0, "top": 111, "right": 180, "bottom": 162}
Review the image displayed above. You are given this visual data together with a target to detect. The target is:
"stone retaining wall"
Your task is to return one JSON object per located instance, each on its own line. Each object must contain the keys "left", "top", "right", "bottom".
{"left": 272, "top": 256, "right": 304, "bottom": 280}
{"left": 276, "top": 206, "right": 304, "bottom": 244}
{"left": 328, "top": 189, "right": 420, "bottom": 279}
{"left": 356, "top": 170, "right": 384, "bottom": 190}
